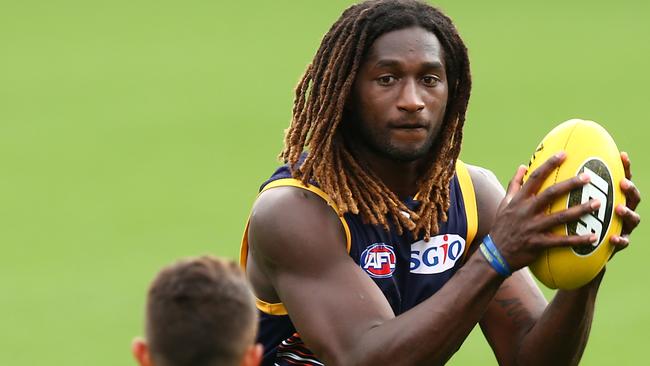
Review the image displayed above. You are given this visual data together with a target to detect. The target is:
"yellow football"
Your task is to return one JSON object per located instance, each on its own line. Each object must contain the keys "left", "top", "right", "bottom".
{"left": 523, "top": 119, "right": 626, "bottom": 289}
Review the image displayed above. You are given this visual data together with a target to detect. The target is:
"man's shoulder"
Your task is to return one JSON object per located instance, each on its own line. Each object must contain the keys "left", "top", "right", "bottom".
{"left": 249, "top": 185, "right": 347, "bottom": 259}
{"left": 462, "top": 163, "right": 497, "bottom": 183}
{"left": 253, "top": 185, "right": 332, "bottom": 220}
{"left": 462, "top": 163, "right": 504, "bottom": 197}
{"left": 244, "top": 183, "right": 351, "bottom": 315}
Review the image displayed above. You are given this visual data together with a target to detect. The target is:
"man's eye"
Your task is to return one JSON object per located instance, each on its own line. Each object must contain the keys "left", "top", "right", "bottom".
{"left": 377, "top": 76, "right": 396, "bottom": 86}
{"left": 422, "top": 76, "right": 440, "bottom": 87}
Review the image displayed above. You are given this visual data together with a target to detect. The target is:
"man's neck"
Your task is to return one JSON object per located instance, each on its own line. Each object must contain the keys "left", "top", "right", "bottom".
{"left": 354, "top": 148, "right": 426, "bottom": 200}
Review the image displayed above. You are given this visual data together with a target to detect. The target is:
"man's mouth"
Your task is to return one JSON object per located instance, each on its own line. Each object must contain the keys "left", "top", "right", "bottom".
{"left": 388, "top": 119, "right": 429, "bottom": 130}
{"left": 390, "top": 123, "right": 428, "bottom": 131}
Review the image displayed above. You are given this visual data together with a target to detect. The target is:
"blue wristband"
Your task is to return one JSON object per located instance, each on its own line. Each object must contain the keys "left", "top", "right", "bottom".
{"left": 479, "top": 235, "right": 511, "bottom": 277}
{"left": 478, "top": 243, "right": 509, "bottom": 277}
{"left": 482, "top": 235, "right": 511, "bottom": 276}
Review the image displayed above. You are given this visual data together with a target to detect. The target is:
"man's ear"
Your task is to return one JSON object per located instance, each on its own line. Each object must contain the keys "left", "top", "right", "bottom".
{"left": 131, "top": 337, "right": 153, "bottom": 366}
{"left": 240, "top": 343, "right": 263, "bottom": 366}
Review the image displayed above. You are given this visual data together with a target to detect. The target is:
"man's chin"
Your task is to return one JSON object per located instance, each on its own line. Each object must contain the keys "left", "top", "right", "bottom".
{"left": 379, "top": 145, "right": 431, "bottom": 162}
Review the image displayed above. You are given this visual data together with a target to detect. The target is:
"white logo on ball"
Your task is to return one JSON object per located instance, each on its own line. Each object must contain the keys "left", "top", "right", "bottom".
{"left": 576, "top": 166, "right": 609, "bottom": 244}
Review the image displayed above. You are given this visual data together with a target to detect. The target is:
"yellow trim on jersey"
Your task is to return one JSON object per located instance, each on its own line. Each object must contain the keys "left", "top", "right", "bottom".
{"left": 239, "top": 218, "right": 289, "bottom": 315}
{"left": 255, "top": 298, "right": 288, "bottom": 316}
{"left": 239, "top": 220, "right": 251, "bottom": 270}
{"left": 240, "top": 178, "right": 352, "bottom": 316}
{"left": 455, "top": 160, "right": 478, "bottom": 258}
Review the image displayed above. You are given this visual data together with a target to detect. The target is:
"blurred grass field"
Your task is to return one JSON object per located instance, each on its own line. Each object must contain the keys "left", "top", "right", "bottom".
{"left": 0, "top": 1, "right": 648, "bottom": 365}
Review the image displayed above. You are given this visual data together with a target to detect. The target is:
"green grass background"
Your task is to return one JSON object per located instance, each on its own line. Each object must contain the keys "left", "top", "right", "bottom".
{"left": 1, "top": 1, "right": 647, "bottom": 365}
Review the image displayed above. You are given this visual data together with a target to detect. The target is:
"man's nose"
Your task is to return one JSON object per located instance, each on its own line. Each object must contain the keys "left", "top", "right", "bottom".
{"left": 397, "top": 79, "right": 425, "bottom": 113}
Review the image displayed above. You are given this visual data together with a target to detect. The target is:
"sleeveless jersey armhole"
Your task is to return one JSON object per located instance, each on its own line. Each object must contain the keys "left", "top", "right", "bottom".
{"left": 455, "top": 160, "right": 478, "bottom": 261}
{"left": 240, "top": 178, "right": 352, "bottom": 316}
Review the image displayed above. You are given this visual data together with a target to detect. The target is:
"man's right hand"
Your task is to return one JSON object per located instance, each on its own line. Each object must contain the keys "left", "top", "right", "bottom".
{"left": 488, "top": 152, "right": 600, "bottom": 271}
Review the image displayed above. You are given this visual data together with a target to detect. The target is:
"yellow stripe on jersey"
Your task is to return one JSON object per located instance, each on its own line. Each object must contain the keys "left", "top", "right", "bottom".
{"left": 240, "top": 178, "right": 352, "bottom": 315}
{"left": 255, "top": 298, "right": 288, "bottom": 316}
{"left": 455, "top": 160, "right": 478, "bottom": 258}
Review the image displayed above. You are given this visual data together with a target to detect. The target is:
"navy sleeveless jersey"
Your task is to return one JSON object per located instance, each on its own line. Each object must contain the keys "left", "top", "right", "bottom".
{"left": 240, "top": 161, "right": 478, "bottom": 366}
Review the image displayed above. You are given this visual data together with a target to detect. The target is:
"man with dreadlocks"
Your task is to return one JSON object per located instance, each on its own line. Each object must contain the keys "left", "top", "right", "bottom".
{"left": 240, "top": 1, "right": 641, "bottom": 365}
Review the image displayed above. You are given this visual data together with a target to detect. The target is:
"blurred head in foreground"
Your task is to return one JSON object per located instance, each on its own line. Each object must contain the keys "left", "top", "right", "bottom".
{"left": 132, "top": 256, "right": 262, "bottom": 366}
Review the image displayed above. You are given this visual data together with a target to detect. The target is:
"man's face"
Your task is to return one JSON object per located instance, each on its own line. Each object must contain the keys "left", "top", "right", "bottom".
{"left": 347, "top": 26, "right": 449, "bottom": 162}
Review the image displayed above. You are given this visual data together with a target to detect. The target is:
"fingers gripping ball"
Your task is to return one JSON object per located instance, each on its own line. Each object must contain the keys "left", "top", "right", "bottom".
{"left": 523, "top": 119, "right": 626, "bottom": 289}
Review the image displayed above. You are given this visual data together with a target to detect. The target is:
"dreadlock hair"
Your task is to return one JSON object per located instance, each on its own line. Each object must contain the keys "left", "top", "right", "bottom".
{"left": 281, "top": 0, "right": 472, "bottom": 239}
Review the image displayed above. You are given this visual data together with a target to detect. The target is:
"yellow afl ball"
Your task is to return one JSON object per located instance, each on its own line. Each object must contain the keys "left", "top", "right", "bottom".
{"left": 523, "top": 119, "right": 626, "bottom": 289}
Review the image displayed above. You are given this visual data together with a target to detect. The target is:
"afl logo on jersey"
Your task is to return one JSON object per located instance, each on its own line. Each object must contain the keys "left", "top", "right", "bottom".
{"left": 360, "top": 243, "right": 396, "bottom": 278}
{"left": 410, "top": 234, "right": 465, "bottom": 274}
